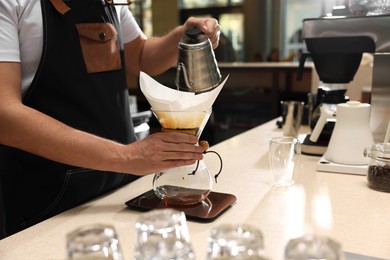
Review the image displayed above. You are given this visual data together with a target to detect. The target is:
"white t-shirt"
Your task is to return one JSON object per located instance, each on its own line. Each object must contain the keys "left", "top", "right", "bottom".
{"left": 0, "top": 0, "right": 143, "bottom": 96}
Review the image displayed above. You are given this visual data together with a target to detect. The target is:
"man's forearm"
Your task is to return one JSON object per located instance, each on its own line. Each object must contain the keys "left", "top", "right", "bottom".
{"left": 140, "top": 25, "right": 184, "bottom": 75}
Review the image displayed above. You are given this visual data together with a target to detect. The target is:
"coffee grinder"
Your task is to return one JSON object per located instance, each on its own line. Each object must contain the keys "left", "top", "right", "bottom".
{"left": 298, "top": 14, "right": 390, "bottom": 174}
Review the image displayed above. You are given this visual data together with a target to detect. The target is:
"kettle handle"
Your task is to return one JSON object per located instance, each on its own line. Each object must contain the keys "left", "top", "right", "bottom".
{"left": 176, "top": 62, "right": 194, "bottom": 91}
{"left": 310, "top": 106, "right": 335, "bottom": 142}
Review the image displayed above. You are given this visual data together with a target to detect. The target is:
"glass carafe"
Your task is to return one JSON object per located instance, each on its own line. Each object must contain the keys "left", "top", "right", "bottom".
{"left": 151, "top": 109, "right": 220, "bottom": 206}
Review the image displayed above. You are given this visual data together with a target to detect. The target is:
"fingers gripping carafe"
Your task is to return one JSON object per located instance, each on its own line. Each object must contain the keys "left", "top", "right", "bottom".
{"left": 151, "top": 110, "right": 223, "bottom": 206}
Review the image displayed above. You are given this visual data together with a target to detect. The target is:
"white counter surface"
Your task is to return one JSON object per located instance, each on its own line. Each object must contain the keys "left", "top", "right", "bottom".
{"left": 1, "top": 119, "right": 389, "bottom": 260}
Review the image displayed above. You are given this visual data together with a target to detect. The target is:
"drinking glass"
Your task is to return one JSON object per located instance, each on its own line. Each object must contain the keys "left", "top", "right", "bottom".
{"left": 134, "top": 208, "right": 195, "bottom": 260}
{"left": 269, "top": 137, "right": 301, "bottom": 189}
{"left": 285, "top": 234, "right": 343, "bottom": 260}
{"left": 206, "top": 223, "right": 266, "bottom": 260}
{"left": 66, "top": 223, "right": 123, "bottom": 260}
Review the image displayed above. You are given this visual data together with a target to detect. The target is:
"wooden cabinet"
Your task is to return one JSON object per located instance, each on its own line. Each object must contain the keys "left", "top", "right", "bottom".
{"left": 129, "top": 62, "right": 317, "bottom": 144}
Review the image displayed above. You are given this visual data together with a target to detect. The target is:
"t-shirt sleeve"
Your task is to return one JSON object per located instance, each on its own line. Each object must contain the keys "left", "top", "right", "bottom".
{"left": 117, "top": 6, "right": 144, "bottom": 44}
{"left": 0, "top": 2, "right": 21, "bottom": 62}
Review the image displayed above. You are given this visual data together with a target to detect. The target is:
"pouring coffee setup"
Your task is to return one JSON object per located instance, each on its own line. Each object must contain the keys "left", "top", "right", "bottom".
{"left": 125, "top": 28, "right": 236, "bottom": 221}
{"left": 3, "top": 6, "right": 390, "bottom": 260}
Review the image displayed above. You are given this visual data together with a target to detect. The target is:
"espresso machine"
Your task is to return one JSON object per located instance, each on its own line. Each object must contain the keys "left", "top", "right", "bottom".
{"left": 299, "top": 14, "right": 390, "bottom": 174}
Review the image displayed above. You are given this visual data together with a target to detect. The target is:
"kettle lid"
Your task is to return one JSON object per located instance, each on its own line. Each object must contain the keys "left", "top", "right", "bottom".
{"left": 179, "top": 28, "right": 209, "bottom": 49}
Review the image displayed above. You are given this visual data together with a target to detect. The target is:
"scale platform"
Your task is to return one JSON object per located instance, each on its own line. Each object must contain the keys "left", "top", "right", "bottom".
{"left": 125, "top": 190, "right": 237, "bottom": 222}
{"left": 317, "top": 156, "right": 368, "bottom": 175}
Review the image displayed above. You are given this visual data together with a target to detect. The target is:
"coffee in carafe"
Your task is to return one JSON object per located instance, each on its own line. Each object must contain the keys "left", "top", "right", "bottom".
{"left": 151, "top": 109, "right": 222, "bottom": 206}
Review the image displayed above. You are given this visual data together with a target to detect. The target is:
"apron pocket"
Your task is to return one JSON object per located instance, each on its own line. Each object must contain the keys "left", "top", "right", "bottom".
{"left": 76, "top": 23, "right": 121, "bottom": 73}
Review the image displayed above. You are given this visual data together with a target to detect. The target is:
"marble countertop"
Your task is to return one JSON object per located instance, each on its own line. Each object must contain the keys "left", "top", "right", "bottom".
{"left": 0, "top": 119, "right": 389, "bottom": 260}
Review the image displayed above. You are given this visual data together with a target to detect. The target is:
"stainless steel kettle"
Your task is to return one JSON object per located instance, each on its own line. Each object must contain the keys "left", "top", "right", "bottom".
{"left": 176, "top": 28, "right": 221, "bottom": 93}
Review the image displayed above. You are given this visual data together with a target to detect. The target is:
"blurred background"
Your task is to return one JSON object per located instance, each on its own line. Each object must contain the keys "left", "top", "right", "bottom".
{"left": 127, "top": 0, "right": 373, "bottom": 145}
{"left": 129, "top": 0, "right": 344, "bottom": 63}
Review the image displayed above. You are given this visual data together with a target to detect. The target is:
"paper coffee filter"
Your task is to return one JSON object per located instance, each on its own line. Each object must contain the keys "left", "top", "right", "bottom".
{"left": 139, "top": 71, "right": 229, "bottom": 111}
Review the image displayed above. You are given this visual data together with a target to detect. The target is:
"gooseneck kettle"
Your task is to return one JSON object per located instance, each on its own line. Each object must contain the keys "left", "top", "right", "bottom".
{"left": 176, "top": 28, "right": 221, "bottom": 93}
{"left": 325, "top": 101, "right": 374, "bottom": 165}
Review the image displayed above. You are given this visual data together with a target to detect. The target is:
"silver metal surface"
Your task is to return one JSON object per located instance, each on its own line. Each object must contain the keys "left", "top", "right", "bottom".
{"left": 302, "top": 15, "right": 390, "bottom": 52}
{"left": 371, "top": 54, "right": 390, "bottom": 142}
{"left": 176, "top": 39, "right": 221, "bottom": 93}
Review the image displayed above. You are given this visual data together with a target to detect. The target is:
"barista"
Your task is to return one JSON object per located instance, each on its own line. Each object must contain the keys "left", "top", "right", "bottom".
{"left": 0, "top": 0, "right": 220, "bottom": 238}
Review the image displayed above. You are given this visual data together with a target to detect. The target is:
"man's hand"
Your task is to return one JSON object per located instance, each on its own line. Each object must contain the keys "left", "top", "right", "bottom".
{"left": 122, "top": 132, "right": 207, "bottom": 175}
{"left": 183, "top": 17, "right": 221, "bottom": 49}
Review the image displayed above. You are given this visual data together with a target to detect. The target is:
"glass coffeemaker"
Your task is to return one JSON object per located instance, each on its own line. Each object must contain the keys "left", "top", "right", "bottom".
{"left": 151, "top": 109, "right": 222, "bottom": 206}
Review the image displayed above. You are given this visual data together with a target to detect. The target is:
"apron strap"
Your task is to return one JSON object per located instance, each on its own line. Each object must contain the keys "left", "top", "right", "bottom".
{"left": 49, "top": 0, "right": 70, "bottom": 15}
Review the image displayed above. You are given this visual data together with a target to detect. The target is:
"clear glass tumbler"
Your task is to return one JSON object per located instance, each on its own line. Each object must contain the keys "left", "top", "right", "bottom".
{"left": 66, "top": 224, "right": 123, "bottom": 260}
{"left": 206, "top": 223, "right": 266, "bottom": 260}
{"left": 134, "top": 209, "right": 195, "bottom": 260}
{"left": 285, "top": 234, "right": 343, "bottom": 260}
{"left": 269, "top": 137, "right": 301, "bottom": 189}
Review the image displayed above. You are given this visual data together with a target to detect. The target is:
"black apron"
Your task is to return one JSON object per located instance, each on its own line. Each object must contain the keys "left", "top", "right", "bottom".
{"left": 0, "top": 0, "right": 139, "bottom": 238}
